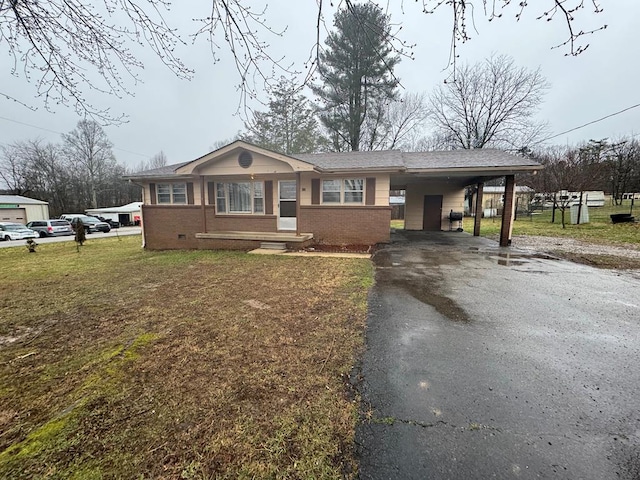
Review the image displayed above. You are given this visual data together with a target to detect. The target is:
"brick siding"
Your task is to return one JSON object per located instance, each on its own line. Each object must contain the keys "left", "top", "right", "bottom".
{"left": 299, "top": 206, "right": 391, "bottom": 245}
{"left": 143, "top": 204, "right": 390, "bottom": 250}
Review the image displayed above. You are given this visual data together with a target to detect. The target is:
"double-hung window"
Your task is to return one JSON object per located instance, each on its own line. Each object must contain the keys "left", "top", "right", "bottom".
{"left": 216, "top": 182, "right": 264, "bottom": 214}
{"left": 156, "top": 183, "right": 186, "bottom": 204}
{"left": 322, "top": 179, "right": 364, "bottom": 204}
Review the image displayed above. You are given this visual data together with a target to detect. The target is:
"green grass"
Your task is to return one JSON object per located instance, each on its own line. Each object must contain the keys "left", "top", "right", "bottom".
{"left": 0, "top": 236, "right": 372, "bottom": 479}
{"left": 463, "top": 201, "right": 639, "bottom": 246}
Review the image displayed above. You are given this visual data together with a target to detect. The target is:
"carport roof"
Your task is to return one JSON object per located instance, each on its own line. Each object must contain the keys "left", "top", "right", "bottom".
{"left": 401, "top": 149, "right": 539, "bottom": 170}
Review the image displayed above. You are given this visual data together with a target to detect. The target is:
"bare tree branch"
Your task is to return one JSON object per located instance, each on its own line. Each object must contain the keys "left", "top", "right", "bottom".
{"left": 429, "top": 54, "right": 550, "bottom": 150}
{"left": 0, "top": 1, "right": 608, "bottom": 124}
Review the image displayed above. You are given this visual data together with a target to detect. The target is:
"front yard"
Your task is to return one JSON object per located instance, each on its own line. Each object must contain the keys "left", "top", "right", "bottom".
{"left": 0, "top": 237, "right": 372, "bottom": 479}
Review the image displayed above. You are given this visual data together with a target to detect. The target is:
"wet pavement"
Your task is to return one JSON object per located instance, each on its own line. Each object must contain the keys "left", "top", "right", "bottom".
{"left": 356, "top": 231, "right": 640, "bottom": 479}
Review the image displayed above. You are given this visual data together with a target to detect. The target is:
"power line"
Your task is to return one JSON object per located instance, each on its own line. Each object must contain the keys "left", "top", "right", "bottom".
{"left": 0, "top": 115, "right": 151, "bottom": 158}
{"left": 536, "top": 103, "right": 640, "bottom": 144}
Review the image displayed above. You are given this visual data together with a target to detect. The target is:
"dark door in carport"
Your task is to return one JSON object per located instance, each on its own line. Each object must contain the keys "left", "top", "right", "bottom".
{"left": 423, "top": 195, "right": 443, "bottom": 231}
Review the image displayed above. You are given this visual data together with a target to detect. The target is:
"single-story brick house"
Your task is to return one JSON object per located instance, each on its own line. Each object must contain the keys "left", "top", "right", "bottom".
{"left": 126, "top": 141, "right": 541, "bottom": 250}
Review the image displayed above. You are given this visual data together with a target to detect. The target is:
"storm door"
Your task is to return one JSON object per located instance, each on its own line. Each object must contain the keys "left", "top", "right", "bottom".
{"left": 278, "top": 180, "right": 297, "bottom": 231}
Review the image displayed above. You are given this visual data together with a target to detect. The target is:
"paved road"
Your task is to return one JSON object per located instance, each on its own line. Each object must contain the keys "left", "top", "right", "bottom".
{"left": 0, "top": 226, "right": 141, "bottom": 248}
{"left": 356, "top": 231, "right": 640, "bottom": 480}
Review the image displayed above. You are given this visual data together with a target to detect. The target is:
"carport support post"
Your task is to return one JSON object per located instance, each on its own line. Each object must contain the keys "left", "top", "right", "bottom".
{"left": 499, "top": 175, "right": 516, "bottom": 247}
{"left": 473, "top": 182, "right": 484, "bottom": 236}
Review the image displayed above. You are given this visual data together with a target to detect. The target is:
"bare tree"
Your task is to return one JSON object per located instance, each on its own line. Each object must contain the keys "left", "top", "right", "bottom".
{"left": 367, "top": 92, "right": 430, "bottom": 151}
{"left": 1, "top": 1, "right": 606, "bottom": 123}
{"left": 149, "top": 151, "right": 169, "bottom": 169}
{"left": 62, "top": 120, "right": 116, "bottom": 209}
{"left": 0, "top": 142, "right": 34, "bottom": 195}
{"left": 605, "top": 139, "right": 640, "bottom": 204}
{"left": 429, "top": 55, "right": 549, "bottom": 150}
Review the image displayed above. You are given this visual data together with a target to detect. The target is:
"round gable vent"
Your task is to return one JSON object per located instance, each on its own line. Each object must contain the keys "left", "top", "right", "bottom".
{"left": 238, "top": 151, "right": 253, "bottom": 168}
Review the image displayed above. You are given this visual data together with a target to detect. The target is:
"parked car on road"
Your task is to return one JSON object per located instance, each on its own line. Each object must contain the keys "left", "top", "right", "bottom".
{"left": 92, "top": 215, "right": 120, "bottom": 228}
{"left": 26, "top": 219, "right": 74, "bottom": 238}
{"left": 60, "top": 214, "right": 111, "bottom": 233}
{"left": 0, "top": 222, "right": 38, "bottom": 241}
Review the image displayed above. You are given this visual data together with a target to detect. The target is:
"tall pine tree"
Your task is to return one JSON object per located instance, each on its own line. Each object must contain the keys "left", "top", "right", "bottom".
{"left": 244, "top": 78, "right": 328, "bottom": 154}
{"left": 313, "top": 3, "right": 400, "bottom": 152}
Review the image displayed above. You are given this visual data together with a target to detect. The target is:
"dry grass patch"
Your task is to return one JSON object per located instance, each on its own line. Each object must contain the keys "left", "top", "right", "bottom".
{"left": 0, "top": 237, "right": 373, "bottom": 479}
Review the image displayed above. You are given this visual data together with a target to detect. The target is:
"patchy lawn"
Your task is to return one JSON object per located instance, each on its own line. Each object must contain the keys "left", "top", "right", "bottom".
{"left": 0, "top": 236, "right": 373, "bottom": 479}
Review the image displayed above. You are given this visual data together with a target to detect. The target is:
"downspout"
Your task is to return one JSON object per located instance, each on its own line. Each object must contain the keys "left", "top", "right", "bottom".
{"left": 296, "top": 171, "right": 301, "bottom": 236}
{"left": 200, "top": 175, "right": 207, "bottom": 233}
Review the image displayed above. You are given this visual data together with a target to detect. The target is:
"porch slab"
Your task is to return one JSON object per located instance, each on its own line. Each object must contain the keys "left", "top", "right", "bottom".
{"left": 195, "top": 231, "right": 313, "bottom": 242}
{"left": 247, "top": 248, "right": 370, "bottom": 258}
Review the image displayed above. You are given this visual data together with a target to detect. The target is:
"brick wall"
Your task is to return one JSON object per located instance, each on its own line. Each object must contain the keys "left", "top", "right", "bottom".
{"left": 299, "top": 206, "right": 391, "bottom": 245}
{"left": 143, "top": 205, "right": 204, "bottom": 249}
{"left": 209, "top": 215, "right": 277, "bottom": 232}
{"left": 144, "top": 204, "right": 390, "bottom": 249}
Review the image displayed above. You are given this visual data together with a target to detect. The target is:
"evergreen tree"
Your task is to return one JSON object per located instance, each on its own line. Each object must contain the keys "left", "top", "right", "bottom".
{"left": 244, "top": 79, "right": 327, "bottom": 154}
{"left": 312, "top": 3, "right": 400, "bottom": 152}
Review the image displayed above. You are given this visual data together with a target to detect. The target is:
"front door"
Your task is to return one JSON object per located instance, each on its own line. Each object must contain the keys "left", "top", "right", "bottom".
{"left": 423, "top": 195, "right": 443, "bottom": 231}
{"left": 278, "top": 180, "right": 297, "bottom": 231}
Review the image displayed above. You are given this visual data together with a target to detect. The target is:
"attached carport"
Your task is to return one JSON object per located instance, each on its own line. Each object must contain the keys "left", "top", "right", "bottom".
{"left": 390, "top": 150, "right": 542, "bottom": 247}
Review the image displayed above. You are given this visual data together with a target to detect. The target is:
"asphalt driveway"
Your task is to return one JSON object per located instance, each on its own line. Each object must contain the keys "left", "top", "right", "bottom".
{"left": 356, "top": 231, "right": 640, "bottom": 479}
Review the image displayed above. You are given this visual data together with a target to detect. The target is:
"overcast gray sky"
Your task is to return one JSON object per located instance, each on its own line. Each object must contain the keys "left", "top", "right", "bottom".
{"left": 1, "top": 1, "right": 639, "bottom": 168}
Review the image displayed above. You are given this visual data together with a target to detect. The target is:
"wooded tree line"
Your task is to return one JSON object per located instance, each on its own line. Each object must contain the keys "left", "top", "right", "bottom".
{"left": 0, "top": 120, "right": 159, "bottom": 216}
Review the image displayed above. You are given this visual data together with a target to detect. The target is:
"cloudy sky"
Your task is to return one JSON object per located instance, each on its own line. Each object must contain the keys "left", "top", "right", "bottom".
{"left": 1, "top": 1, "right": 639, "bottom": 169}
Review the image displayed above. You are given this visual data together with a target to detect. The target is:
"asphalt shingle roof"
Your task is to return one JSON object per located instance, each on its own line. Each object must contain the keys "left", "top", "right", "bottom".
{"left": 402, "top": 149, "right": 539, "bottom": 169}
{"left": 128, "top": 148, "right": 540, "bottom": 177}
{"left": 293, "top": 150, "right": 405, "bottom": 170}
{"left": 129, "top": 161, "right": 191, "bottom": 177}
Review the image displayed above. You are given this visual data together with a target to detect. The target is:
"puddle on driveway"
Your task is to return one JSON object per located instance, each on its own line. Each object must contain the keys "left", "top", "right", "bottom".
{"left": 373, "top": 249, "right": 470, "bottom": 323}
{"left": 372, "top": 242, "right": 561, "bottom": 321}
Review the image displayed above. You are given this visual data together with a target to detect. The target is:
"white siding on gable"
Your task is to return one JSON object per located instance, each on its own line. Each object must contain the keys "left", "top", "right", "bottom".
{"left": 404, "top": 182, "right": 465, "bottom": 231}
{"left": 195, "top": 152, "right": 299, "bottom": 176}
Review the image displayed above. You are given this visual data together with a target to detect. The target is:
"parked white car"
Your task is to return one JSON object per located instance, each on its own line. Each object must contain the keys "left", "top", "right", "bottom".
{"left": 0, "top": 222, "right": 38, "bottom": 241}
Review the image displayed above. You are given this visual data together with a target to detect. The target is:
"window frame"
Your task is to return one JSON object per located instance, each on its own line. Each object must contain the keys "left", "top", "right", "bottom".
{"left": 215, "top": 181, "right": 265, "bottom": 215}
{"left": 156, "top": 183, "right": 187, "bottom": 205}
{"left": 321, "top": 178, "right": 365, "bottom": 205}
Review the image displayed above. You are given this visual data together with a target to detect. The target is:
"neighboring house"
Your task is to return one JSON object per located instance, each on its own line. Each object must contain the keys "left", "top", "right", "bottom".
{"left": 470, "top": 185, "right": 535, "bottom": 217}
{"left": 126, "top": 141, "right": 542, "bottom": 250}
{"left": 0, "top": 195, "right": 50, "bottom": 224}
{"left": 86, "top": 202, "right": 143, "bottom": 226}
{"left": 389, "top": 194, "right": 405, "bottom": 220}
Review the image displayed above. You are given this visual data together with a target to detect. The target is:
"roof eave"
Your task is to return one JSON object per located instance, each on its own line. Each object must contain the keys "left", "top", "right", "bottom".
{"left": 315, "top": 166, "right": 404, "bottom": 174}
{"left": 406, "top": 165, "right": 543, "bottom": 175}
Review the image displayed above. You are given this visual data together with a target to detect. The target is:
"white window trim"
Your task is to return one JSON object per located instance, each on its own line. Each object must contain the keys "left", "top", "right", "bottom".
{"left": 215, "top": 181, "right": 265, "bottom": 215}
{"left": 156, "top": 183, "right": 187, "bottom": 204}
{"left": 321, "top": 178, "right": 365, "bottom": 205}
